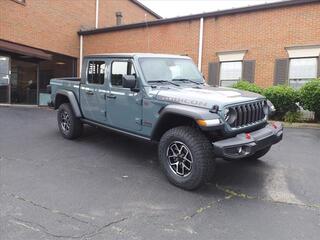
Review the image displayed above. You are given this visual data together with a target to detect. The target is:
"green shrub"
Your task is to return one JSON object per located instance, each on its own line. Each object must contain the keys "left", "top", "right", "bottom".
{"left": 299, "top": 79, "right": 320, "bottom": 121}
{"left": 264, "top": 85, "right": 300, "bottom": 120}
{"left": 284, "top": 111, "right": 302, "bottom": 123}
{"left": 232, "top": 80, "right": 264, "bottom": 94}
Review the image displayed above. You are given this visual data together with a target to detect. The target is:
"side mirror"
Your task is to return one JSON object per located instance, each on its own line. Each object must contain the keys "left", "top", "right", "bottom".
{"left": 122, "top": 75, "right": 137, "bottom": 90}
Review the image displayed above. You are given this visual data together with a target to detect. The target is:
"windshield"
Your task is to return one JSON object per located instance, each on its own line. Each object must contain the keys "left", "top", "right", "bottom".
{"left": 139, "top": 57, "right": 204, "bottom": 84}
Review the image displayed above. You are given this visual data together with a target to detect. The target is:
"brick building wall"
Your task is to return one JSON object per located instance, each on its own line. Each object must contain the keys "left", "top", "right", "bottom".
{"left": 82, "top": 1, "right": 320, "bottom": 87}
{"left": 99, "top": 0, "right": 158, "bottom": 28}
{"left": 202, "top": 3, "right": 320, "bottom": 87}
{"left": 83, "top": 20, "right": 200, "bottom": 62}
{"left": 0, "top": 0, "right": 158, "bottom": 58}
{"left": 1, "top": 0, "right": 95, "bottom": 57}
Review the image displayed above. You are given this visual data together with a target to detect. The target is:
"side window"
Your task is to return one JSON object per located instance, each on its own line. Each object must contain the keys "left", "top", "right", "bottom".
{"left": 111, "top": 61, "right": 135, "bottom": 87}
{"left": 87, "top": 61, "right": 106, "bottom": 85}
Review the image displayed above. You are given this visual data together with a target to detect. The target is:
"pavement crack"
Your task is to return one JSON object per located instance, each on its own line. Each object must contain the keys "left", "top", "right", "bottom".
{"left": 182, "top": 202, "right": 214, "bottom": 221}
{"left": 9, "top": 216, "right": 127, "bottom": 239}
{"left": 216, "top": 184, "right": 256, "bottom": 200}
{"left": 216, "top": 184, "right": 320, "bottom": 211}
{"left": 7, "top": 192, "right": 97, "bottom": 227}
{"left": 82, "top": 217, "right": 127, "bottom": 239}
{"left": 9, "top": 216, "right": 49, "bottom": 233}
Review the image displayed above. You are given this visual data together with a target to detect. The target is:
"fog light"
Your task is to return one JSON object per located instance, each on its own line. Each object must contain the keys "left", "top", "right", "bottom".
{"left": 225, "top": 145, "right": 250, "bottom": 156}
{"left": 237, "top": 146, "right": 250, "bottom": 155}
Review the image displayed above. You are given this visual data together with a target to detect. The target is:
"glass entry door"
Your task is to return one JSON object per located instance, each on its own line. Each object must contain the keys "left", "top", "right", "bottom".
{"left": 0, "top": 56, "right": 10, "bottom": 104}
{"left": 10, "top": 59, "right": 38, "bottom": 105}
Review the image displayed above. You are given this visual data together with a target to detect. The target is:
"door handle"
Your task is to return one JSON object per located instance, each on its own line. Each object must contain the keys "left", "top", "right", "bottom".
{"left": 107, "top": 94, "right": 117, "bottom": 99}
{"left": 86, "top": 90, "right": 94, "bottom": 95}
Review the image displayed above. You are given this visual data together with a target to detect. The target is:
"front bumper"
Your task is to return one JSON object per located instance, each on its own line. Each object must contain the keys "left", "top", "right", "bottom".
{"left": 213, "top": 122, "right": 283, "bottom": 159}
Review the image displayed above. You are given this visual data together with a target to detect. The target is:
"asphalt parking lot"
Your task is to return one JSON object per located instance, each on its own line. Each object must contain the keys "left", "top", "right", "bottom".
{"left": 1, "top": 106, "right": 320, "bottom": 240}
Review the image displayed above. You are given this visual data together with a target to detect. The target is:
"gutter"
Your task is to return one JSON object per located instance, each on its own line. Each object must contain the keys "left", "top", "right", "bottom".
{"left": 79, "top": 35, "right": 83, "bottom": 77}
{"left": 198, "top": 18, "right": 204, "bottom": 71}
{"left": 95, "top": 0, "right": 99, "bottom": 28}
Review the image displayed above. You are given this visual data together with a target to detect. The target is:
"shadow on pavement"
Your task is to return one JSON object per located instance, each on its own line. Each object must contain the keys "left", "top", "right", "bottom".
{"left": 79, "top": 125, "right": 271, "bottom": 196}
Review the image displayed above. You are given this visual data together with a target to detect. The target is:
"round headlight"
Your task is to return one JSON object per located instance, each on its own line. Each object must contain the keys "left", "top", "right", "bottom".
{"left": 224, "top": 107, "right": 237, "bottom": 124}
{"left": 224, "top": 108, "right": 230, "bottom": 121}
{"left": 267, "top": 100, "right": 276, "bottom": 113}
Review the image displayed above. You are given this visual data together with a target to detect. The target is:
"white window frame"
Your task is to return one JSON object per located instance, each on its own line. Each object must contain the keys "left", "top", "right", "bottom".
{"left": 219, "top": 61, "right": 243, "bottom": 87}
{"left": 286, "top": 45, "right": 320, "bottom": 88}
{"left": 217, "top": 50, "right": 246, "bottom": 87}
{"left": 288, "top": 57, "right": 318, "bottom": 89}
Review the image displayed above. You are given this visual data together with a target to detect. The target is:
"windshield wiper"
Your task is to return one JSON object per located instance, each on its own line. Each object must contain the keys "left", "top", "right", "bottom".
{"left": 148, "top": 80, "right": 180, "bottom": 86}
{"left": 172, "top": 78, "right": 202, "bottom": 85}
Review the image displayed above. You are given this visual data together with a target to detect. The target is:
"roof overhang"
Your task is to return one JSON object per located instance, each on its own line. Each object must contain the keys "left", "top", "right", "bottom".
{"left": 129, "top": 0, "right": 162, "bottom": 19}
{"left": 0, "top": 40, "right": 52, "bottom": 60}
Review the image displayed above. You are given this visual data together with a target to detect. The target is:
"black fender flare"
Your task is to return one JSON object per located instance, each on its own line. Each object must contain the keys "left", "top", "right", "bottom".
{"left": 55, "top": 90, "right": 82, "bottom": 118}
{"left": 151, "top": 104, "right": 221, "bottom": 140}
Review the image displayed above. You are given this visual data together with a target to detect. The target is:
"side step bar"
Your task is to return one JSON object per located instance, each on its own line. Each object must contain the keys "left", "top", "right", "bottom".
{"left": 81, "top": 118, "right": 151, "bottom": 142}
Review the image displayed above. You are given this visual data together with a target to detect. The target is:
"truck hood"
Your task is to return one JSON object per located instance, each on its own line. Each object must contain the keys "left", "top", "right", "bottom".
{"left": 152, "top": 85, "right": 265, "bottom": 109}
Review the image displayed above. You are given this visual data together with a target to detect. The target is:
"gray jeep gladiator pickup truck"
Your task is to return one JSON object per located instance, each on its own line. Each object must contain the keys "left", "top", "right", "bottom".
{"left": 49, "top": 53, "right": 283, "bottom": 190}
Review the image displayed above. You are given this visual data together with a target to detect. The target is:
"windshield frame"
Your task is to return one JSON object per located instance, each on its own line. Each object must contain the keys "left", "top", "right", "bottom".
{"left": 137, "top": 57, "right": 205, "bottom": 86}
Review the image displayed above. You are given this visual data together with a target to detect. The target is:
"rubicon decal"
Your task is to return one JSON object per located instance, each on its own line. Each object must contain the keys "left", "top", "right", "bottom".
{"left": 157, "top": 95, "right": 208, "bottom": 107}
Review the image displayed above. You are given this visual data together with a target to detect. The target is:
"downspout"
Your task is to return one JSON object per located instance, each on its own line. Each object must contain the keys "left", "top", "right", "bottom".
{"left": 198, "top": 17, "right": 204, "bottom": 71}
{"left": 95, "top": 0, "right": 100, "bottom": 28}
{"left": 79, "top": 35, "right": 83, "bottom": 77}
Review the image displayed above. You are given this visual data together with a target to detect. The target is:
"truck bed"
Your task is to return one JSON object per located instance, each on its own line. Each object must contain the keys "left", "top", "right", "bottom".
{"left": 50, "top": 78, "right": 81, "bottom": 103}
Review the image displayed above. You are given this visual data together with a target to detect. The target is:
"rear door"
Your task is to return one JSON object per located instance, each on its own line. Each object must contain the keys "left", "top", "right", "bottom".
{"left": 80, "top": 58, "right": 108, "bottom": 124}
{"left": 106, "top": 59, "right": 143, "bottom": 132}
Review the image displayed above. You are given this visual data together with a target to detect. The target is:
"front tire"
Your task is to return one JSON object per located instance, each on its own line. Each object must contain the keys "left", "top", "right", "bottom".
{"left": 57, "top": 103, "right": 83, "bottom": 140}
{"left": 158, "top": 126, "right": 215, "bottom": 190}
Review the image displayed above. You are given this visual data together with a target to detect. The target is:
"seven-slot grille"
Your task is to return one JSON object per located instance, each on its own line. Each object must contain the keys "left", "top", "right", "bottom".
{"left": 229, "top": 101, "right": 266, "bottom": 128}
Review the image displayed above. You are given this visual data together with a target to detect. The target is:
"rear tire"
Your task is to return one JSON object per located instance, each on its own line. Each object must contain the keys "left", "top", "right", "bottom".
{"left": 57, "top": 103, "right": 83, "bottom": 140}
{"left": 158, "top": 126, "right": 215, "bottom": 190}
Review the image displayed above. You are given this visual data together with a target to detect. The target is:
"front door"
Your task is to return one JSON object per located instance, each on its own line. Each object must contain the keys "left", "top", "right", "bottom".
{"left": 0, "top": 56, "right": 10, "bottom": 103}
{"left": 106, "top": 59, "right": 142, "bottom": 132}
{"left": 80, "top": 59, "right": 108, "bottom": 124}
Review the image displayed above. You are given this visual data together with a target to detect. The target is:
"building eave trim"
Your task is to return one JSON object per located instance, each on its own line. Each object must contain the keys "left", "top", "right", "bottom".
{"left": 129, "top": 0, "right": 162, "bottom": 19}
{"left": 79, "top": 0, "right": 319, "bottom": 36}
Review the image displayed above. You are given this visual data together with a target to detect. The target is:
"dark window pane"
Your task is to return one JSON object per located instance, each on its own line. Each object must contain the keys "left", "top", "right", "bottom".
{"left": 111, "top": 61, "right": 135, "bottom": 87}
{"left": 87, "top": 61, "right": 106, "bottom": 85}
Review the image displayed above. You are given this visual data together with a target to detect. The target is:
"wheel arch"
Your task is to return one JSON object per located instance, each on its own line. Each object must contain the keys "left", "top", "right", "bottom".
{"left": 151, "top": 104, "right": 219, "bottom": 141}
{"left": 54, "top": 90, "right": 82, "bottom": 118}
